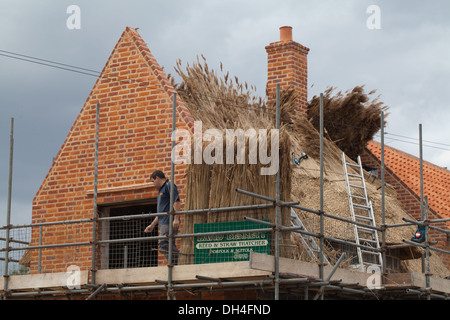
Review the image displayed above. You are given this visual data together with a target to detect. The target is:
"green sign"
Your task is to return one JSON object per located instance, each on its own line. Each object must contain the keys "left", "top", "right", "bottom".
{"left": 194, "top": 220, "right": 270, "bottom": 264}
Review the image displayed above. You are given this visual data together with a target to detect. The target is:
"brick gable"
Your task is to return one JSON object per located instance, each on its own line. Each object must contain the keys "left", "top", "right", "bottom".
{"left": 30, "top": 27, "right": 193, "bottom": 273}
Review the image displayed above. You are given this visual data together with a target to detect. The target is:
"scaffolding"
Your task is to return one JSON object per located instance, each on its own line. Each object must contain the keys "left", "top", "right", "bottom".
{"left": 1, "top": 86, "right": 450, "bottom": 300}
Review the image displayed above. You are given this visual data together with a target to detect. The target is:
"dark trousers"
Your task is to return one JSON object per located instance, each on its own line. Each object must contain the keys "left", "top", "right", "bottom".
{"left": 158, "top": 223, "right": 179, "bottom": 265}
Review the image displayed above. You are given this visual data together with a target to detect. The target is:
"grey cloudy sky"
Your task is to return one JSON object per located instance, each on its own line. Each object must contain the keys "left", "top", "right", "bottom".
{"left": 1, "top": 0, "right": 450, "bottom": 225}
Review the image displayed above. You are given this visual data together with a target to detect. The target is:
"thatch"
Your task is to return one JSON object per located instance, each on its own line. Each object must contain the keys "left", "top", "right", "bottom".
{"left": 171, "top": 57, "right": 293, "bottom": 264}
{"left": 169, "top": 57, "right": 449, "bottom": 276}
{"left": 308, "top": 86, "right": 389, "bottom": 161}
{"left": 19, "top": 249, "right": 31, "bottom": 267}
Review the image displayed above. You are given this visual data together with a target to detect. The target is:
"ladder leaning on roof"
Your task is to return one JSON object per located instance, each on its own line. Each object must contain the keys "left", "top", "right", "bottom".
{"left": 341, "top": 152, "right": 383, "bottom": 271}
{"left": 290, "top": 208, "right": 329, "bottom": 265}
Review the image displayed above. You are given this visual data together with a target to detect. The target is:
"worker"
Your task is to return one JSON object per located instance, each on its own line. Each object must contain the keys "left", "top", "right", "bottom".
{"left": 144, "top": 170, "right": 181, "bottom": 265}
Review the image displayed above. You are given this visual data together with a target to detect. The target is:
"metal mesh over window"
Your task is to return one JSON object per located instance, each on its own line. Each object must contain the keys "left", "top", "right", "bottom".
{"left": 100, "top": 203, "right": 158, "bottom": 269}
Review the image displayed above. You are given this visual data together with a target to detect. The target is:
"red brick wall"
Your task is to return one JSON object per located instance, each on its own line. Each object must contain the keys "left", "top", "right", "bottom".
{"left": 30, "top": 27, "right": 193, "bottom": 274}
{"left": 361, "top": 148, "right": 450, "bottom": 269}
{"left": 265, "top": 27, "right": 309, "bottom": 117}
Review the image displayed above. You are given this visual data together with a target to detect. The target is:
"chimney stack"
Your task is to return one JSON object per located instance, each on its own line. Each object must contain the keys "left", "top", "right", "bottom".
{"left": 266, "top": 26, "right": 310, "bottom": 117}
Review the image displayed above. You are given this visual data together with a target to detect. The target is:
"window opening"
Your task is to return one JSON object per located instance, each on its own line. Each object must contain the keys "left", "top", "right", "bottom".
{"left": 100, "top": 201, "right": 158, "bottom": 269}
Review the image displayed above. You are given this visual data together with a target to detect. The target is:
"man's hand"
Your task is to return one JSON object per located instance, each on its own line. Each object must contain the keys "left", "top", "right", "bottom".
{"left": 144, "top": 224, "right": 155, "bottom": 233}
{"left": 144, "top": 217, "right": 158, "bottom": 233}
{"left": 173, "top": 200, "right": 181, "bottom": 231}
{"left": 173, "top": 218, "right": 180, "bottom": 231}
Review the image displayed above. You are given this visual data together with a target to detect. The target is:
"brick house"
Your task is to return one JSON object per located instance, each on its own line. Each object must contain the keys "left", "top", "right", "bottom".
{"left": 26, "top": 24, "right": 449, "bottom": 288}
{"left": 29, "top": 25, "right": 313, "bottom": 275}
{"left": 361, "top": 141, "right": 450, "bottom": 268}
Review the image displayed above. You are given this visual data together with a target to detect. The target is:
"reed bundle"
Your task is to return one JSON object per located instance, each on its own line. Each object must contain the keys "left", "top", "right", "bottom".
{"left": 171, "top": 57, "right": 293, "bottom": 264}
{"left": 308, "top": 86, "right": 389, "bottom": 161}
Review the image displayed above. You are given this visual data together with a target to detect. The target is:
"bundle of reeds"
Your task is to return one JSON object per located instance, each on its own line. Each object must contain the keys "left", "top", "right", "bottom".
{"left": 172, "top": 57, "right": 294, "bottom": 264}
{"left": 170, "top": 55, "right": 273, "bottom": 130}
{"left": 178, "top": 155, "right": 211, "bottom": 263}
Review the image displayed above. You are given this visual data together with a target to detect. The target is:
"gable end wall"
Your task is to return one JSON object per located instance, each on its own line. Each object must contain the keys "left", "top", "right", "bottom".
{"left": 30, "top": 27, "right": 192, "bottom": 273}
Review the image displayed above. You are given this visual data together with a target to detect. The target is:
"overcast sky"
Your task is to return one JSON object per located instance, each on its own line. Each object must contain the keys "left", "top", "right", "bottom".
{"left": 1, "top": 0, "right": 450, "bottom": 226}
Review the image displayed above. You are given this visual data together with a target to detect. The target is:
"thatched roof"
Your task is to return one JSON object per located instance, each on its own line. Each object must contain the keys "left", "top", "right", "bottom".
{"left": 171, "top": 57, "right": 294, "bottom": 264}
{"left": 170, "top": 57, "right": 449, "bottom": 276}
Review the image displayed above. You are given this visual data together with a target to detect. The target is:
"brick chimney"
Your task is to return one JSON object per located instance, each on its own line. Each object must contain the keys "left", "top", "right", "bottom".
{"left": 266, "top": 26, "right": 310, "bottom": 117}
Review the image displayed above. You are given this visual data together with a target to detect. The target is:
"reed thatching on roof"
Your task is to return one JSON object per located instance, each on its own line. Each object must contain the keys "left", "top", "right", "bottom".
{"left": 308, "top": 86, "right": 389, "bottom": 161}
{"left": 168, "top": 57, "right": 449, "bottom": 276}
{"left": 171, "top": 56, "right": 294, "bottom": 264}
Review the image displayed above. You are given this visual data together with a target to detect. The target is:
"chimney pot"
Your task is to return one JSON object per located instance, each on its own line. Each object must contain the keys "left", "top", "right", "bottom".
{"left": 280, "top": 26, "right": 293, "bottom": 41}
